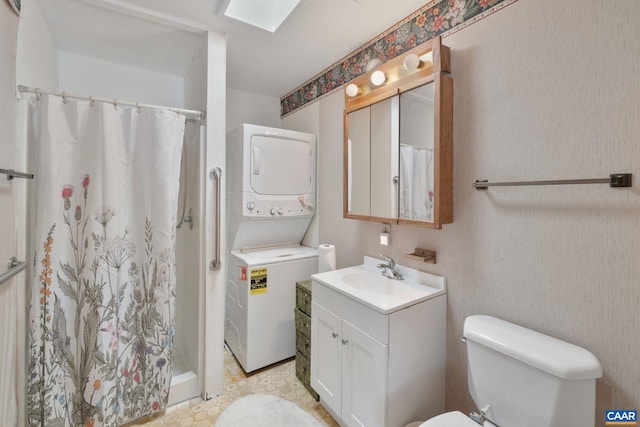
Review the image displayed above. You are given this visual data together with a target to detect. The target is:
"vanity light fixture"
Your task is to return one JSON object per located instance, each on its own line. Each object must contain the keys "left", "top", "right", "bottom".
{"left": 370, "top": 70, "right": 386, "bottom": 86}
{"left": 365, "top": 58, "right": 383, "bottom": 72}
{"left": 403, "top": 53, "right": 422, "bottom": 71}
{"left": 345, "top": 83, "right": 359, "bottom": 97}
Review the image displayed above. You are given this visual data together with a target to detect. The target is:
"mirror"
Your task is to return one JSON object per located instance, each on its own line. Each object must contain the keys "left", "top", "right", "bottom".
{"left": 399, "top": 83, "right": 434, "bottom": 222}
{"left": 346, "top": 97, "right": 399, "bottom": 219}
{"left": 343, "top": 36, "right": 453, "bottom": 228}
{"left": 346, "top": 106, "right": 370, "bottom": 217}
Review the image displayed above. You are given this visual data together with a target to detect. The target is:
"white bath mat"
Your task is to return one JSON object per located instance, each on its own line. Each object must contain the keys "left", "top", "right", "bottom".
{"left": 215, "top": 394, "right": 323, "bottom": 427}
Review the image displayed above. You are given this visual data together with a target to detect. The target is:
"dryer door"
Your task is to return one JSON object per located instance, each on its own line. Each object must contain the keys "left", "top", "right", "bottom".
{"left": 250, "top": 135, "right": 312, "bottom": 195}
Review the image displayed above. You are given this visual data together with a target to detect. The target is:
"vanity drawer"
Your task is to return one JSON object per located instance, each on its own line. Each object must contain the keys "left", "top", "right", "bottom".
{"left": 295, "top": 308, "right": 311, "bottom": 338}
{"left": 296, "top": 280, "right": 312, "bottom": 316}
{"left": 296, "top": 329, "right": 311, "bottom": 359}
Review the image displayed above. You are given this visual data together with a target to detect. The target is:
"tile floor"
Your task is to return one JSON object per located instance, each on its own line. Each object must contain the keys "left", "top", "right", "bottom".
{"left": 128, "top": 348, "right": 339, "bottom": 426}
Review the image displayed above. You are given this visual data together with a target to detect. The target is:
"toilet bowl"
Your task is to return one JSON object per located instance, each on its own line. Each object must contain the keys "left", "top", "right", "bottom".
{"left": 416, "top": 315, "right": 602, "bottom": 427}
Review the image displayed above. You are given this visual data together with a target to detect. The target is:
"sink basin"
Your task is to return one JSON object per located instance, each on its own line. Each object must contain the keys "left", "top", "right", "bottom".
{"left": 311, "top": 256, "right": 446, "bottom": 314}
{"left": 340, "top": 271, "right": 397, "bottom": 295}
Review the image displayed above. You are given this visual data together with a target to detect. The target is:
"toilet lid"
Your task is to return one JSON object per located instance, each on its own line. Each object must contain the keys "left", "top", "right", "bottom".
{"left": 419, "top": 411, "right": 479, "bottom": 427}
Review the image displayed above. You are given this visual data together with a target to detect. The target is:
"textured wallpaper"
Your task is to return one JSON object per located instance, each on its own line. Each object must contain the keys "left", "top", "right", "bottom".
{"left": 281, "top": 0, "right": 518, "bottom": 117}
{"left": 284, "top": 0, "right": 640, "bottom": 421}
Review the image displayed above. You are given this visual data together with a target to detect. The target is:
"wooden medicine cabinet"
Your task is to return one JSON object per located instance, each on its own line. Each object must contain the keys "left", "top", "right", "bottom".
{"left": 343, "top": 36, "right": 453, "bottom": 228}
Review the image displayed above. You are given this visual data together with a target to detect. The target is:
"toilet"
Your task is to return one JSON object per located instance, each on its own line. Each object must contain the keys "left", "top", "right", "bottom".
{"left": 419, "top": 315, "right": 602, "bottom": 427}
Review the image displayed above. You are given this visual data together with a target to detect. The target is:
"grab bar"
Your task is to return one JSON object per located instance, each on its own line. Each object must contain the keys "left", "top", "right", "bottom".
{"left": 1, "top": 257, "right": 26, "bottom": 286}
{"left": 209, "top": 167, "right": 222, "bottom": 271}
{"left": 0, "top": 168, "right": 34, "bottom": 180}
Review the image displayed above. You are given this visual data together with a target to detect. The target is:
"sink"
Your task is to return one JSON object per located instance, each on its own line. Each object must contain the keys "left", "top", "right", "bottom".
{"left": 340, "top": 271, "right": 397, "bottom": 295}
{"left": 311, "top": 256, "right": 446, "bottom": 314}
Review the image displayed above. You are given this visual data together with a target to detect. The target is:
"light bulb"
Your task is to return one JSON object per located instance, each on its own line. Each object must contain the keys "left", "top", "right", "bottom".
{"left": 403, "top": 53, "right": 421, "bottom": 71}
{"left": 370, "top": 70, "right": 386, "bottom": 86}
{"left": 346, "top": 83, "right": 359, "bottom": 97}
{"left": 365, "top": 58, "right": 383, "bottom": 72}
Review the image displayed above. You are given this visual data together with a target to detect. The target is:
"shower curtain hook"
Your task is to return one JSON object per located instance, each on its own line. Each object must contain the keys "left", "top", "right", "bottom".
{"left": 113, "top": 99, "right": 118, "bottom": 110}
{"left": 177, "top": 108, "right": 181, "bottom": 117}
{"left": 62, "top": 92, "right": 67, "bottom": 104}
{"left": 136, "top": 102, "right": 141, "bottom": 113}
{"left": 35, "top": 88, "right": 42, "bottom": 100}
{"left": 89, "top": 96, "right": 94, "bottom": 107}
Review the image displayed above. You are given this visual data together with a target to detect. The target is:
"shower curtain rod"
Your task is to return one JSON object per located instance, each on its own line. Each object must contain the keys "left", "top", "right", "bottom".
{"left": 18, "top": 85, "right": 206, "bottom": 120}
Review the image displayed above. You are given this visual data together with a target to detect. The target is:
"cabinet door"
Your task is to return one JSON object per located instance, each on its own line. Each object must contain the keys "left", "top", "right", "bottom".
{"left": 311, "top": 302, "right": 343, "bottom": 414}
{"left": 341, "top": 321, "right": 388, "bottom": 427}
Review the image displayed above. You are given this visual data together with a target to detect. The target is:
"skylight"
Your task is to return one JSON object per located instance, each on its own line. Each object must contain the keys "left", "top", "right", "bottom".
{"left": 223, "top": 0, "right": 303, "bottom": 33}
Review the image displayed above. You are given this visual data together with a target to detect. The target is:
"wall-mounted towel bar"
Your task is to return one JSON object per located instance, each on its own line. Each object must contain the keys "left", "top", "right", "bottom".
{"left": 474, "top": 173, "right": 632, "bottom": 189}
{"left": 1, "top": 257, "right": 26, "bottom": 286}
{"left": 0, "top": 168, "right": 34, "bottom": 180}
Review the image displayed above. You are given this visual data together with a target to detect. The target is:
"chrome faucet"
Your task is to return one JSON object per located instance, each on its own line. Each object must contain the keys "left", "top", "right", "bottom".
{"left": 377, "top": 255, "right": 403, "bottom": 280}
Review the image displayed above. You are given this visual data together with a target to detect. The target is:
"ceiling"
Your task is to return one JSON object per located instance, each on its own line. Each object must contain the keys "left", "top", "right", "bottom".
{"left": 36, "top": 0, "right": 429, "bottom": 97}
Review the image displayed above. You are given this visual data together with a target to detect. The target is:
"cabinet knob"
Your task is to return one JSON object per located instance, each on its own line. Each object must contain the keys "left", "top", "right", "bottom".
{"left": 332, "top": 332, "right": 338, "bottom": 338}
{"left": 341, "top": 339, "right": 349, "bottom": 345}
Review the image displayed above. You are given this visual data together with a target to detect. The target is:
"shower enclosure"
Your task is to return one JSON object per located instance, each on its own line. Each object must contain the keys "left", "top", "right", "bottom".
{"left": 16, "top": 0, "right": 228, "bottom": 420}
{"left": 171, "top": 121, "right": 206, "bottom": 404}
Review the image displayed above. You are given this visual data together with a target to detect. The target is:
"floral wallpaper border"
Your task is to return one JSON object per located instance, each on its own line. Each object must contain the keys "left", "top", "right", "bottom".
{"left": 280, "top": 0, "right": 519, "bottom": 117}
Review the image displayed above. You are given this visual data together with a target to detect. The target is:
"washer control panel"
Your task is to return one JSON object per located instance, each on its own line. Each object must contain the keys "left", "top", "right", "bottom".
{"left": 243, "top": 194, "right": 314, "bottom": 218}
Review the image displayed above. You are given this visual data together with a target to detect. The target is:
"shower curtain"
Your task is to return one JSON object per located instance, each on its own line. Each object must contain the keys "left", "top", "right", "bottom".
{"left": 399, "top": 144, "right": 434, "bottom": 221}
{"left": 27, "top": 94, "right": 185, "bottom": 427}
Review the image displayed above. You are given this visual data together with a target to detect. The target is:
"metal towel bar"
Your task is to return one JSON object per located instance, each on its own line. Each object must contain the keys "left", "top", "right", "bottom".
{"left": 1, "top": 257, "right": 26, "bottom": 286}
{"left": 474, "top": 173, "right": 632, "bottom": 189}
{"left": 0, "top": 168, "right": 34, "bottom": 180}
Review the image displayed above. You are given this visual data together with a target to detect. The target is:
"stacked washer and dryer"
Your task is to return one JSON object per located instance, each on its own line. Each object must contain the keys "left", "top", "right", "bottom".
{"left": 225, "top": 124, "right": 318, "bottom": 373}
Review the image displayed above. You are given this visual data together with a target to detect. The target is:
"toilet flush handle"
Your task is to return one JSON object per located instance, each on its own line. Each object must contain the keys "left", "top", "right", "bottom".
{"left": 470, "top": 404, "right": 491, "bottom": 425}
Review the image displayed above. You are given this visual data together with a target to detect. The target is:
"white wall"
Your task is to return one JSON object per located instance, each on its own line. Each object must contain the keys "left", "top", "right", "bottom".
{"left": 58, "top": 51, "right": 185, "bottom": 107}
{"left": 288, "top": 0, "right": 640, "bottom": 418}
{"left": 204, "top": 30, "right": 228, "bottom": 398}
{"left": 16, "top": 0, "right": 58, "bottom": 91}
{"left": 227, "top": 87, "right": 281, "bottom": 132}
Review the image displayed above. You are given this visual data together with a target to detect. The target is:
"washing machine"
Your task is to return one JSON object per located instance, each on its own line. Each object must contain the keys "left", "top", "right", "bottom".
{"left": 225, "top": 245, "right": 318, "bottom": 373}
{"left": 225, "top": 124, "right": 317, "bottom": 372}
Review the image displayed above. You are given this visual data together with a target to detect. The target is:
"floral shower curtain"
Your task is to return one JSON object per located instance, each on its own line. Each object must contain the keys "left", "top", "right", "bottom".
{"left": 27, "top": 94, "right": 185, "bottom": 426}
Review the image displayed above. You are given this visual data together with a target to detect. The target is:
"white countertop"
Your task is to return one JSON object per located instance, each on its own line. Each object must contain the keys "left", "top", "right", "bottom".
{"left": 311, "top": 256, "right": 446, "bottom": 314}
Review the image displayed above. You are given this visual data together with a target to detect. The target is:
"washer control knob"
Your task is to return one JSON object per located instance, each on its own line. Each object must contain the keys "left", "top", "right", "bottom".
{"left": 247, "top": 202, "right": 255, "bottom": 210}
{"left": 270, "top": 208, "right": 276, "bottom": 215}
{"left": 307, "top": 202, "right": 314, "bottom": 211}
{"left": 278, "top": 208, "right": 284, "bottom": 215}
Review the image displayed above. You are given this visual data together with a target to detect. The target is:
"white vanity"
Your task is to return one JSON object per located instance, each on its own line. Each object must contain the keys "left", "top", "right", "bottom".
{"left": 310, "top": 257, "right": 447, "bottom": 427}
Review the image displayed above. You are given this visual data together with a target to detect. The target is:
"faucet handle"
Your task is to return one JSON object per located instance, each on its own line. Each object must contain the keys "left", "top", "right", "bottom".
{"left": 380, "top": 254, "right": 395, "bottom": 268}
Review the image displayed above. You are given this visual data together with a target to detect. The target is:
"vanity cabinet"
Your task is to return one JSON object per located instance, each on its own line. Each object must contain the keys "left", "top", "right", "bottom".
{"left": 312, "top": 302, "right": 388, "bottom": 426}
{"left": 311, "top": 280, "right": 446, "bottom": 427}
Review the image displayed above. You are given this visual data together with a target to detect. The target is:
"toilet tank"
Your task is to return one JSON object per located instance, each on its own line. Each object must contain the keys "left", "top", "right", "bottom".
{"left": 463, "top": 315, "right": 602, "bottom": 427}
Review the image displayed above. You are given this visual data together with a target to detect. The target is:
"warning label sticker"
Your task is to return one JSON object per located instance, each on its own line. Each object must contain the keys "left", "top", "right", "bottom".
{"left": 250, "top": 268, "right": 267, "bottom": 295}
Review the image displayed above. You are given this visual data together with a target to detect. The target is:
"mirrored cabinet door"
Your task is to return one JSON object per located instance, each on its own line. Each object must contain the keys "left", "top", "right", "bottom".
{"left": 345, "top": 96, "right": 400, "bottom": 220}
{"left": 399, "top": 83, "right": 435, "bottom": 222}
{"left": 346, "top": 106, "right": 371, "bottom": 217}
{"left": 370, "top": 96, "right": 399, "bottom": 220}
